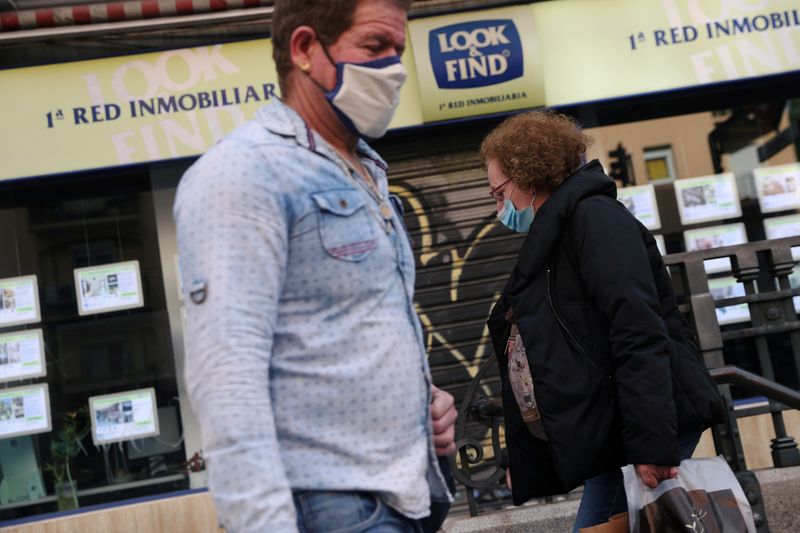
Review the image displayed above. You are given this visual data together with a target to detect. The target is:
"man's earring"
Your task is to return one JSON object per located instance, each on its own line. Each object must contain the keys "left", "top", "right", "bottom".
{"left": 299, "top": 63, "right": 311, "bottom": 72}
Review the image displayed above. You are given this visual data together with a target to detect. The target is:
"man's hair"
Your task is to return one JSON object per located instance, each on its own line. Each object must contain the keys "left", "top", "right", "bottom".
{"left": 480, "top": 111, "right": 593, "bottom": 193}
{"left": 272, "top": 0, "right": 413, "bottom": 93}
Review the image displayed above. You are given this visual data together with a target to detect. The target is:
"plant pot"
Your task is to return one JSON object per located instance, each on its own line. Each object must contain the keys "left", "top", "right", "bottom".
{"left": 54, "top": 480, "right": 78, "bottom": 511}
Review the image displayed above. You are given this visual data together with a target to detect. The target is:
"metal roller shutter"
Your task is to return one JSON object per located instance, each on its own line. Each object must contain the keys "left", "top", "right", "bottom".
{"left": 387, "top": 149, "right": 525, "bottom": 494}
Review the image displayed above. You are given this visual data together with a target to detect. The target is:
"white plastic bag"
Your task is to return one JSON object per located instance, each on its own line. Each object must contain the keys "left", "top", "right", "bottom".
{"left": 622, "top": 456, "right": 756, "bottom": 533}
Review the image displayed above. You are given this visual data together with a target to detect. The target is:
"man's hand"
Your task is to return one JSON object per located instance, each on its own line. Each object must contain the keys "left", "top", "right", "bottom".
{"left": 430, "top": 385, "right": 457, "bottom": 456}
{"left": 635, "top": 464, "right": 678, "bottom": 489}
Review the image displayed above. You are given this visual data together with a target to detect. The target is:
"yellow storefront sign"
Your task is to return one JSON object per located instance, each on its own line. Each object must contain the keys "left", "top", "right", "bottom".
{"left": 1, "top": 41, "right": 277, "bottom": 180}
{"left": 534, "top": 0, "right": 800, "bottom": 106}
{"left": 408, "top": 5, "right": 546, "bottom": 123}
{"left": 0, "top": 38, "right": 422, "bottom": 181}
{"left": 2, "top": 0, "right": 800, "bottom": 181}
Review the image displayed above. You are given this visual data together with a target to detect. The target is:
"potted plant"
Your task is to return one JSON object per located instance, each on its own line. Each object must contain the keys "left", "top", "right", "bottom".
{"left": 44, "top": 407, "right": 89, "bottom": 511}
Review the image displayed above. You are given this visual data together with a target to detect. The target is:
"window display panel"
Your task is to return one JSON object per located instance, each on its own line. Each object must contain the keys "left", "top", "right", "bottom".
{"left": 617, "top": 184, "right": 661, "bottom": 230}
{"left": 0, "top": 384, "right": 51, "bottom": 440}
{"left": 684, "top": 223, "right": 748, "bottom": 274}
{"left": 0, "top": 276, "right": 41, "bottom": 329}
{"left": 74, "top": 261, "right": 144, "bottom": 316}
{"left": 709, "top": 277, "right": 750, "bottom": 326}
{"left": 0, "top": 329, "right": 46, "bottom": 383}
{"left": 0, "top": 436, "right": 47, "bottom": 505}
{"left": 754, "top": 163, "right": 800, "bottom": 214}
{"left": 791, "top": 266, "right": 800, "bottom": 314}
{"left": 764, "top": 214, "right": 800, "bottom": 261}
{"left": 126, "top": 405, "right": 182, "bottom": 460}
{"left": 789, "top": 266, "right": 800, "bottom": 313}
{"left": 674, "top": 173, "right": 742, "bottom": 225}
{"left": 89, "top": 388, "right": 159, "bottom": 446}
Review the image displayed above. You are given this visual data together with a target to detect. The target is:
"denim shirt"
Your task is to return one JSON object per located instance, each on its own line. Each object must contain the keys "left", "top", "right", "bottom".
{"left": 174, "top": 100, "right": 450, "bottom": 533}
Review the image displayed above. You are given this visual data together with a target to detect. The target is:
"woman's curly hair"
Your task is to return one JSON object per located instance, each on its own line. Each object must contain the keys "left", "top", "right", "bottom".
{"left": 480, "top": 110, "right": 593, "bottom": 192}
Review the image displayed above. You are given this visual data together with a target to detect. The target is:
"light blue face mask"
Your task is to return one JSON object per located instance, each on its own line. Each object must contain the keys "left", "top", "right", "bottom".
{"left": 496, "top": 191, "right": 536, "bottom": 233}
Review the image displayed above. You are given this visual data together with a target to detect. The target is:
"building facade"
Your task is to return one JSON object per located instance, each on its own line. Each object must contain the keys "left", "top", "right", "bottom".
{"left": 1, "top": 0, "right": 799, "bottom": 525}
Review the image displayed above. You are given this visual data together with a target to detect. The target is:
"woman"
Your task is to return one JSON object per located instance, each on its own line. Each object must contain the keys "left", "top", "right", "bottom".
{"left": 481, "top": 111, "right": 724, "bottom": 531}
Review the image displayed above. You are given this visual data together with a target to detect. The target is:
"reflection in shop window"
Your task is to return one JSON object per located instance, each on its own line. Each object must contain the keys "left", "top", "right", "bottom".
{"left": 644, "top": 146, "right": 678, "bottom": 182}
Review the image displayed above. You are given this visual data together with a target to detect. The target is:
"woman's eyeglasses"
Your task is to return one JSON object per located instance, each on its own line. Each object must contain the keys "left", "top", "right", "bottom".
{"left": 489, "top": 179, "right": 512, "bottom": 202}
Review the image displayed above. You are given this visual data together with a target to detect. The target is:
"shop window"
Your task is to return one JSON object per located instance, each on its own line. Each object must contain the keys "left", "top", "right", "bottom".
{"left": 0, "top": 169, "right": 189, "bottom": 521}
{"left": 644, "top": 146, "right": 678, "bottom": 182}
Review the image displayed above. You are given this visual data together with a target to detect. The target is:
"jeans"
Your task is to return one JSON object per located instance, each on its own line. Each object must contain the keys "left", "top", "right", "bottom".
{"left": 293, "top": 491, "right": 422, "bottom": 533}
{"left": 572, "top": 431, "right": 702, "bottom": 532}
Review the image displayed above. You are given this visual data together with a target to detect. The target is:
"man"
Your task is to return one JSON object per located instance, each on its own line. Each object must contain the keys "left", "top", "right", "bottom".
{"left": 174, "top": 1, "right": 457, "bottom": 532}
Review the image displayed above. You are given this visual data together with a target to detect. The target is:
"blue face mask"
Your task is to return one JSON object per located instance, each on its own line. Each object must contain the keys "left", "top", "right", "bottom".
{"left": 497, "top": 193, "right": 536, "bottom": 233}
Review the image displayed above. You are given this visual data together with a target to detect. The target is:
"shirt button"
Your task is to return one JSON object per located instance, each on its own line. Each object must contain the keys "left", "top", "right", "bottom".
{"left": 189, "top": 279, "right": 208, "bottom": 304}
{"left": 339, "top": 199, "right": 348, "bottom": 209}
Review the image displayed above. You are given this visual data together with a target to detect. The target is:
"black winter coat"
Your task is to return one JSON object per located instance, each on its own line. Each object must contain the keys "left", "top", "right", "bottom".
{"left": 487, "top": 160, "right": 724, "bottom": 506}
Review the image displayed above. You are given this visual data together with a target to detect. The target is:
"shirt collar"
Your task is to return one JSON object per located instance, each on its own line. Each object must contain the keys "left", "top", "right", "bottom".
{"left": 255, "top": 100, "right": 388, "bottom": 172}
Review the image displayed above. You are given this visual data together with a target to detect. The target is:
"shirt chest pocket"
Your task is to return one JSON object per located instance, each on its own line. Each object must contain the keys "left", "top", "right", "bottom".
{"left": 312, "top": 189, "right": 377, "bottom": 262}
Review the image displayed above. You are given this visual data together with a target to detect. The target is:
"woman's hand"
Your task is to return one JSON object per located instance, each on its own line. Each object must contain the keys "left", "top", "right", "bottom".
{"left": 635, "top": 464, "right": 678, "bottom": 488}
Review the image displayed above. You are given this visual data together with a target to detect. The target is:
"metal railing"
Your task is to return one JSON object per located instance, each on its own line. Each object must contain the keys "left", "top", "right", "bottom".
{"left": 451, "top": 235, "right": 800, "bottom": 528}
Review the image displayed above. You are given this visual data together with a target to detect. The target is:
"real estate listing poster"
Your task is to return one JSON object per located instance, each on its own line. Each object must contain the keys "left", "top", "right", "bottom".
{"left": 708, "top": 276, "right": 750, "bottom": 326}
{"left": 0, "top": 384, "right": 51, "bottom": 439}
{"left": 89, "top": 388, "right": 159, "bottom": 446}
{"left": 754, "top": 163, "right": 800, "bottom": 214}
{"left": 74, "top": 261, "right": 144, "bottom": 316}
{"left": 0, "top": 276, "right": 40, "bottom": 329}
{"left": 674, "top": 173, "right": 741, "bottom": 225}
{"left": 617, "top": 184, "right": 661, "bottom": 230}
{"left": 684, "top": 223, "right": 748, "bottom": 274}
{"left": 0, "top": 329, "right": 46, "bottom": 384}
{"left": 764, "top": 214, "right": 800, "bottom": 261}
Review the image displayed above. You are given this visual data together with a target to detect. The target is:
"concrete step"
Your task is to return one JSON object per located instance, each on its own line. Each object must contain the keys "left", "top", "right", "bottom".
{"left": 441, "top": 466, "right": 800, "bottom": 533}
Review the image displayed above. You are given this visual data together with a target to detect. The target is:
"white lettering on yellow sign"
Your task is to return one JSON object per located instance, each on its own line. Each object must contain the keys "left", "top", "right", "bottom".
{"left": 111, "top": 107, "right": 245, "bottom": 163}
{"left": 436, "top": 25, "right": 511, "bottom": 52}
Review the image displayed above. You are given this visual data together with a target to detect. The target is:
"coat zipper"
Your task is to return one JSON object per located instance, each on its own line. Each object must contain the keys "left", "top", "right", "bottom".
{"left": 546, "top": 269, "right": 605, "bottom": 378}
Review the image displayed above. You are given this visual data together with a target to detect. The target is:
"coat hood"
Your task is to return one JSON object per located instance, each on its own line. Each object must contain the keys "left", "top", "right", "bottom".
{"left": 502, "top": 159, "right": 616, "bottom": 310}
